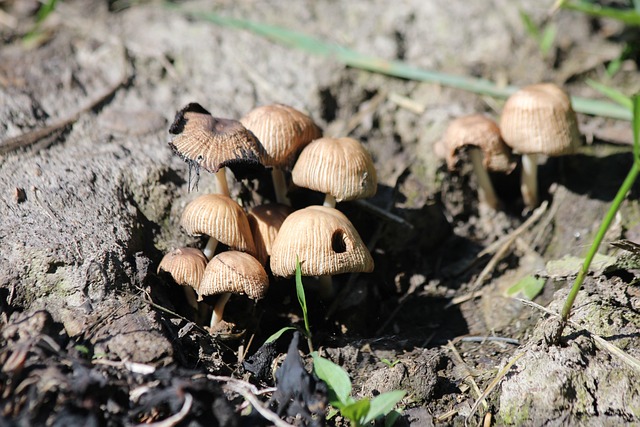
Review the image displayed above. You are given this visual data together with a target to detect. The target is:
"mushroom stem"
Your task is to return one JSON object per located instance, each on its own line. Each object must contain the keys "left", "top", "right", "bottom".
{"left": 323, "top": 193, "right": 336, "bottom": 208}
{"left": 215, "top": 169, "right": 230, "bottom": 197}
{"left": 520, "top": 153, "right": 539, "bottom": 209}
{"left": 469, "top": 148, "right": 500, "bottom": 210}
{"left": 202, "top": 238, "right": 219, "bottom": 261}
{"left": 210, "top": 292, "right": 232, "bottom": 329}
{"left": 271, "top": 168, "right": 291, "bottom": 205}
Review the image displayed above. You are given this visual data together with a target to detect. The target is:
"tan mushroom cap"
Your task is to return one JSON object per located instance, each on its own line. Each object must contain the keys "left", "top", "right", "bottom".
{"left": 240, "top": 104, "right": 322, "bottom": 168}
{"left": 169, "top": 103, "right": 263, "bottom": 173}
{"left": 180, "top": 194, "right": 256, "bottom": 256}
{"left": 247, "top": 203, "right": 294, "bottom": 266}
{"left": 157, "top": 247, "right": 208, "bottom": 291}
{"left": 291, "top": 137, "right": 377, "bottom": 202}
{"left": 500, "top": 83, "right": 581, "bottom": 156}
{"left": 199, "top": 251, "right": 269, "bottom": 300}
{"left": 442, "top": 114, "right": 515, "bottom": 173}
{"left": 270, "top": 205, "right": 374, "bottom": 277}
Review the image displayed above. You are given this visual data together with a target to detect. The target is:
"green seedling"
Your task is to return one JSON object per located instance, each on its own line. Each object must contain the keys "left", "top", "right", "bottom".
{"left": 506, "top": 275, "right": 546, "bottom": 300}
{"left": 555, "top": 0, "right": 640, "bottom": 26}
{"left": 312, "top": 352, "right": 406, "bottom": 427}
{"left": 555, "top": 93, "right": 640, "bottom": 341}
{"left": 520, "top": 10, "right": 557, "bottom": 58}
{"left": 23, "top": 0, "right": 58, "bottom": 45}
{"left": 380, "top": 358, "right": 401, "bottom": 369}
{"left": 265, "top": 257, "right": 314, "bottom": 350}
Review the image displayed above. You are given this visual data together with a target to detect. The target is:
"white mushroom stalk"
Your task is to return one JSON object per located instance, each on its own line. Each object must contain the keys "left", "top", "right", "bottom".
{"left": 468, "top": 148, "right": 500, "bottom": 211}
{"left": 519, "top": 153, "right": 538, "bottom": 210}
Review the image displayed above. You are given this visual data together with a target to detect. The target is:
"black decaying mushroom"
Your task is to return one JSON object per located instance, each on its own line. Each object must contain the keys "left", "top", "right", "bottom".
{"left": 169, "top": 102, "right": 264, "bottom": 195}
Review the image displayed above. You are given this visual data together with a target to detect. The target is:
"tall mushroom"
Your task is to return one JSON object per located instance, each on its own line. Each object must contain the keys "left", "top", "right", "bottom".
{"left": 169, "top": 103, "right": 264, "bottom": 195}
{"left": 291, "top": 136, "right": 377, "bottom": 208}
{"left": 440, "top": 114, "right": 515, "bottom": 210}
{"left": 240, "top": 104, "right": 322, "bottom": 205}
{"left": 180, "top": 193, "right": 256, "bottom": 260}
{"left": 199, "top": 251, "right": 269, "bottom": 330}
{"left": 270, "top": 205, "right": 374, "bottom": 297}
{"left": 500, "top": 83, "right": 582, "bottom": 209}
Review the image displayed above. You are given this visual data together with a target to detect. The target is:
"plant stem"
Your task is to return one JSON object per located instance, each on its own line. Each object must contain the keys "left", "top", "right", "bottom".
{"left": 558, "top": 160, "right": 640, "bottom": 332}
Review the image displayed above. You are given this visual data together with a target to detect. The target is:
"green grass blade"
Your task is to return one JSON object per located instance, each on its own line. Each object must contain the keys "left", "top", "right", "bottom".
{"left": 634, "top": 95, "right": 640, "bottom": 164}
{"left": 586, "top": 79, "right": 633, "bottom": 110}
{"left": 178, "top": 9, "right": 632, "bottom": 121}
{"left": 559, "top": 1, "right": 640, "bottom": 26}
{"left": 295, "top": 256, "right": 311, "bottom": 338}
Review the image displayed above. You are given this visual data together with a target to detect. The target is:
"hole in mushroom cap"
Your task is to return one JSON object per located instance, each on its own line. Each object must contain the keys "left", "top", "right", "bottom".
{"left": 331, "top": 229, "right": 347, "bottom": 253}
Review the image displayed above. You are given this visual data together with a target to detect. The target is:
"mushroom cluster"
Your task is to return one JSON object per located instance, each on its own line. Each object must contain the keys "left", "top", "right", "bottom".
{"left": 437, "top": 83, "right": 582, "bottom": 212}
{"left": 158, "top": 102, "right": 376, "bottom": 332}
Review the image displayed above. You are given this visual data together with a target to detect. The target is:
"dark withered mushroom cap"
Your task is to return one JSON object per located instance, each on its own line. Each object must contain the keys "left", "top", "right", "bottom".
{"left": 168, "top": 103, "right": 265, "bottom": 179}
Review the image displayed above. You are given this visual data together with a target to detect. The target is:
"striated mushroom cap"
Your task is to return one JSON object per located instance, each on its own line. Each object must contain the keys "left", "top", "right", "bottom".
{"left": 157, "top": 247, "right": 208, "bottom": 292}
{"left": 180, "top": 193, "right": 256, "bottom": 256}
{"left": 291, "top": 137, "right": 377, "bottom": 202}
{"left": 270, "top": 205, "right": 374, "bottom": 278}
{"left": 500, "top": 83, "right": 582, "bottom": 156}
{"left": 199, "top": 251, "right": 269, "bottom": 300}
{"left": 247, "top": 203, "right": 294, "bottom": 266}
{"left": 169, "top": 102, "right": 264, "bottom": 174}
{"left": 442, "top": 114, "right": 515, "bottom": 173}
{"left": 240, "top": 103, "right": 322, "bottom": 169}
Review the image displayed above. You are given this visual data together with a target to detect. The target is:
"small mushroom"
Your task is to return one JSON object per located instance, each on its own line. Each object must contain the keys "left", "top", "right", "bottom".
{"left": 500, "top": 83, "right": 582, "bottom": 209}
{"left": 247, "top": 203, "right": 294, "bottom": 266}
{"left": 180, "top": 193, "right": 256, "bottom": 260}
{"left": 270, "top": 205, "right": 374, "bottom": 297}
{"left": 440, "top": 114, "right": 515, "bottom": 210}
{"left": 240, "top": 104, "right": 322, "bottom": 205}
{"left": 291, "top": 136, "right": 377, "bottom": 208}
{"left": 199, "top": 251, "right": 269, "bottom": 329}
{"left": 169, "top": 102, "right": 264, "bottom": 195}
{"left": 157, "top": 247, "right": 207, "bottom": 311}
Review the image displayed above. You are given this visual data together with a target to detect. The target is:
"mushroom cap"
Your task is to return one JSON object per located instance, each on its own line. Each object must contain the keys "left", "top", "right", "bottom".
{"left": 199, "top": 251, "right": 269, "bottom": 300}
{"left": 157, "top": 247, "right": 207, "bottom": 292}
{"left": 247, "top": 203, "right": 294, "bottom": 266}
{"left": 441, "top": 114, "right": 515, "bottom": 173}
{"left": 240, "top": 104, "right": 322, "bottom": 169}
{"left": 291, "top": 137, "right": 377, "bottom": 202}
{"left": 500, "top": 83, "right": 581, "bottom": 156}
{"left": 180, "top": 194, "right": 256, "bottom": 256}
{"left": 169, "top": 102, "right": 264, "bottom": 174}
{"left": 270, "top": 205, "right": 374, "bottom": 277}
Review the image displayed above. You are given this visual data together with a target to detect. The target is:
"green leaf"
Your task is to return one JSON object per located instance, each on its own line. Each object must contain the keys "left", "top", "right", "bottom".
{"left": 363, "top": 390, "right": 407, "bottom": 424}
{"left": 341, "top": 399, "right": 371, "bottom": 425}
{"left": 586, "top": 79, "right": 633, "bottom": 110}
{"left": 505, "top": 275, "right": 546, "bottom": 300}
{"left": 519, "top": 10, "right": 540, "bottom": 39}
{"left": 264, "top": 326, "right": 296, "bottom": 344}
{"left": 295, "top": 256, "right": 311, "bottom": 338}
{"left": 559, "top": 1, "right": 640, "bottom": 26}
{"left": 312, "top": 353, "right": 352, "bottom": 407}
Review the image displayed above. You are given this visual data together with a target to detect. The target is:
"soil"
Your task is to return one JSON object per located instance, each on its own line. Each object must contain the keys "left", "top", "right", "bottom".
{"left": 1, "top": 1, "right": 640, "bottom": 426}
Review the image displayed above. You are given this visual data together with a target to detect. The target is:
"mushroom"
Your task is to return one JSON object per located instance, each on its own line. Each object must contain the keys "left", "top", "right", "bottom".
{"left": 246, "top": 203, "right": 294, "bottom": 266}
{"left": 180, "top": 193, "right": 256, "bottom": 260}
{"left": 440, "top": 114, "right": 515, "bottom": 210}
{"left": 291, "top": 136, "right": 377, "bottom": 208}
{"left": 199, "top": 251, "right": 269, "bottom": 329}
{"left": 240, "top": 104, "right": 322, "bottom": 205}
{"left": 270, "top": 205, "right": 374, "bottom": 297}
{"left": 169, "top": 102, "right": 264, "bottom": 195}
{"left": 157, "top": 247, "right": 207, "bottom": 311}
{"left": 500, "top": 83, "right": 582, "bottom": 209}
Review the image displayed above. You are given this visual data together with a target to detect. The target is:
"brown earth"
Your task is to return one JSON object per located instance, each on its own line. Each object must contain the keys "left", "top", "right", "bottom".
{"left": 1, "top": 0, "right": 640, "bottom": 426}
